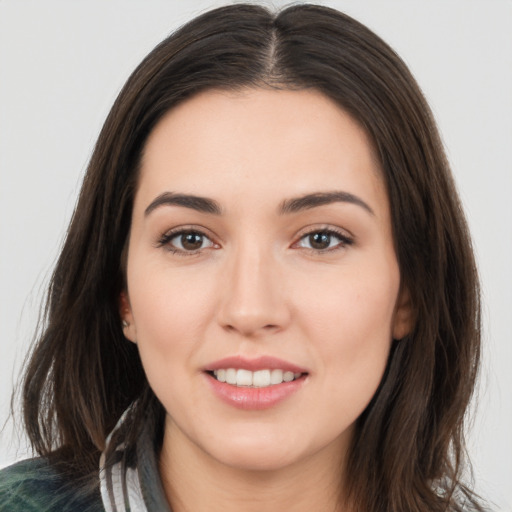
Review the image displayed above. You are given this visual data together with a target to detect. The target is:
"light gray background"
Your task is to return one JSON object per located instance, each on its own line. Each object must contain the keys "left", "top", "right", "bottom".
{"left": 1, "top": 1, "right": 511, "bottom": 510}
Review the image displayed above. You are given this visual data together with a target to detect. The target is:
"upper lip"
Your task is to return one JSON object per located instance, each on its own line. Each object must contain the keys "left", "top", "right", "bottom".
{"left": 204, "top": 355, "right": 308, "bottom": 374}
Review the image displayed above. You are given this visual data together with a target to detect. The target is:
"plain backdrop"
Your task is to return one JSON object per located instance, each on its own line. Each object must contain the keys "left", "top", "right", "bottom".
{"left": 1, "top": 1, "right": 511, "bottom": 510}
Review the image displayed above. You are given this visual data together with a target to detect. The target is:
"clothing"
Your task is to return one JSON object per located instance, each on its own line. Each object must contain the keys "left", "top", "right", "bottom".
{"left": 0, "top": 458, "right": 102, "bottom": 511}
{"left": 0, "top": 416, "right": 169, "bottom": 512}
{"left": 0, "top": 426, "right": 482, "bottom": 512}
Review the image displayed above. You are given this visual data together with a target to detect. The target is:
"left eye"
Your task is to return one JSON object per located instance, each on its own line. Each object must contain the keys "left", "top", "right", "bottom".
{"left": 167, "top": 231, "right": 214, "bottom": 252}
{"left": 296, "top": 230, "right": 350, "bottom": 251}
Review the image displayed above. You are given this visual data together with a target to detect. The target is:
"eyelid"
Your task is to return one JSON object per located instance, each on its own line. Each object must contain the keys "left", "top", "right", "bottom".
{"left": 155, "top": 223, "right": 354, "bottom": 255}
{"left": 291, "top": 225, "right": 354, "bottom": 252}
{"left": 293, "top": 224, "right": 354, "bottom": 241}
{"left": 156, "top": 225, "right": 220, "bottom": 255}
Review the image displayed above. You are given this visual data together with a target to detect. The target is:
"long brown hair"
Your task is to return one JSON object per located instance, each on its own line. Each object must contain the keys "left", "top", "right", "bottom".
{"left": 20, "top": 4, "right": 483, "bottom": 511}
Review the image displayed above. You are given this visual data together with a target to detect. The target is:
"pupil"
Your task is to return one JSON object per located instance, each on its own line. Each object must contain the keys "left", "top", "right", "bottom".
{"left": 182, "top": 233, "right": 202, "bottom": 250}
{"left": 310, "top": 232, "right": 330, "bottom": 249}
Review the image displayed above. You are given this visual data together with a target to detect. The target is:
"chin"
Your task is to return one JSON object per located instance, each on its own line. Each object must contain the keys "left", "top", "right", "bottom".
{"left": 211, "top": 442, "right": 303, "bottom": 473}
{"left": 199, "top": 424, "right": 340, "bottom": 474}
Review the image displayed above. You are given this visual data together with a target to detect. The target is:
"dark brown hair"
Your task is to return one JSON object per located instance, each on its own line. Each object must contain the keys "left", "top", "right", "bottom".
{"left": 20, "top": 4, "right": 482, "bottom": 511}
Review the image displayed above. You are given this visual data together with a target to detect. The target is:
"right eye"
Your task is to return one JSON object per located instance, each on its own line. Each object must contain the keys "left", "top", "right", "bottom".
{"left": 159, "top": 229, "right": 215, "bottom": 255}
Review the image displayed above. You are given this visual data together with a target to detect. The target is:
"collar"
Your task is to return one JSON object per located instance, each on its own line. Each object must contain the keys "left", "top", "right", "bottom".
{"left": 99, "top": 409, "right": 172, "bottom": 512}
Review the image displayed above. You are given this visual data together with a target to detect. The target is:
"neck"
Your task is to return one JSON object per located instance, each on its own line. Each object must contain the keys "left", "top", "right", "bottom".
{"left": 158, "top": 420, "right": 351, "bottom": 512}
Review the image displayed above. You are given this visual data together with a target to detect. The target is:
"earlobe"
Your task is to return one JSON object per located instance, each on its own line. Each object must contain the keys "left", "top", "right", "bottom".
{"left": 392, "top": 287, "right": 415, "bottom": 341}
{"left": 119, "top": 291, "right": 137, "bottom": 343}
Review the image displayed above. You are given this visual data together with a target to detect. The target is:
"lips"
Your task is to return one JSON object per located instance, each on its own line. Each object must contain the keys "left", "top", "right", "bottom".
{"left": 203, "top": 356, "right": 308, "bottom": 410}
{"left": 204, "top": 355, "right": 308, "bottom": 374}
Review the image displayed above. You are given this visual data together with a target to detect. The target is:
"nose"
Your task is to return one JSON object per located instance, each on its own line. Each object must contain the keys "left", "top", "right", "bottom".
{"left": 217, "top": 243, "right": 291, "bottom": 338}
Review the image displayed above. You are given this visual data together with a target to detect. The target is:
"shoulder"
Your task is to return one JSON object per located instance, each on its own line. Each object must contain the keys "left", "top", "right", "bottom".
{"left": 0, "top": 458, "right": 104, "bottom": 512}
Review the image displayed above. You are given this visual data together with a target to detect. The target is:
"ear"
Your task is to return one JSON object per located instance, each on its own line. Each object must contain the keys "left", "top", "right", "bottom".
{"left": 392, "top": 286, "right": 415, "bottom": 340}
{"left": 119, "top": 291, "right": 137, "bottom": 343}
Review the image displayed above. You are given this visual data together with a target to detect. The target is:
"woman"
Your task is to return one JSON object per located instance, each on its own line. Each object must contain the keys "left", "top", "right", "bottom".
{"left": 0, "top": 4, "right": 485, "bottom": 511}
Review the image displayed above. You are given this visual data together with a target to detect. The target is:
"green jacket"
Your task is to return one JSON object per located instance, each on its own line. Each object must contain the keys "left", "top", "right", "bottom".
{"left": 0, "top": 412, "right": 171, "bottom": 512}
{"left": 0, "top": 458, "right": 103, "bottom": 512}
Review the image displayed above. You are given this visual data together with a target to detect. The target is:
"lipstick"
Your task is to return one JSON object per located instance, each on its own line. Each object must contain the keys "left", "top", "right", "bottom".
{"left": 203, "top": 356, "right": 308, "bottom": 410}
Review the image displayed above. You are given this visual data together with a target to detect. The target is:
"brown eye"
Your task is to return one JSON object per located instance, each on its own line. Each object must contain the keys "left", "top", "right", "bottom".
{"left": 180, "top": 232, "right": 204, "bottom": 250}
{"left": 296, "top": 229, "right": 353, "bottom": 252}
{"left": 309, "top": 232, "right": 331, "bottom": 250}
{"left": 165, "top": 230, "right": 214, "bottom": 252}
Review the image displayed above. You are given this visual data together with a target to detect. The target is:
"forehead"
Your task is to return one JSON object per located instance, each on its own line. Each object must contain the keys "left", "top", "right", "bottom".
{"left": 136, "top": 88, "right": 386, "bottom": 216}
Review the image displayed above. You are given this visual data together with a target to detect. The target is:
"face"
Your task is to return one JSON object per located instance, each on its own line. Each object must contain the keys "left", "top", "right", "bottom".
{"left": 122, "top": 88, "right": 412, "bottom": 473}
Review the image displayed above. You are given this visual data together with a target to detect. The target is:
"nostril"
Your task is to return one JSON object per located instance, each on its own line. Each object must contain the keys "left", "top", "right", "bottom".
{"left": 222, "top": 322, "right": 280, "bottom": 336}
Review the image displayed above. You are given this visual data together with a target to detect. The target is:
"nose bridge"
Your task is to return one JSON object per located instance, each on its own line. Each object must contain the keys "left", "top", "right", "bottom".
{"left": 218, "top": 236, "right": 288, "bottom": 336}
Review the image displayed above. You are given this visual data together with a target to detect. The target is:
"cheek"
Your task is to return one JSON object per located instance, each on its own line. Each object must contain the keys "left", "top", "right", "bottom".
{"left": 294, "top": 260, "right": 399, "bottom": 397}
{"left": 127, "top": 262, "right": 220, "bottom": 374}
{"left": 130, "top": 259, "right": 212, "bottom": 328}
{"left": 297, "top": 260, "right": 398, "bottom": 336}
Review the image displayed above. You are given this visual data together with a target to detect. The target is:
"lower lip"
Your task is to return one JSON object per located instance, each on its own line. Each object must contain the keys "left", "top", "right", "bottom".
{"left": 205, "top": 373, "right": 306, "bottom": 410}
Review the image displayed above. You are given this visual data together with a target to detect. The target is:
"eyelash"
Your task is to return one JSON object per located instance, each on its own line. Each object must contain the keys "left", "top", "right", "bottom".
{"left": 293, "top": 227, "right": 354, "bottom": 254}
{"left": 157, "top": 227, "right": 216, "bottom": 256}
{"left": 157, "top": 227, "right": 354, "bottom": 256}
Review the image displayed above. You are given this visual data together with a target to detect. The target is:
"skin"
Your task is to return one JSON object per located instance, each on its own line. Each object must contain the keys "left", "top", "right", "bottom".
{"left": 121, "top": 88, "right": 412, "bottom": 512}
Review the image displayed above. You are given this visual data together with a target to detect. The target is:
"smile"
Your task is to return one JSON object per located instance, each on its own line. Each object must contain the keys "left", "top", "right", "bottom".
{"left": 204, "top": 356, "right": 308, "bottom": 410}
{"left": 211, "top": 368, "right": 303, "bottom": 388}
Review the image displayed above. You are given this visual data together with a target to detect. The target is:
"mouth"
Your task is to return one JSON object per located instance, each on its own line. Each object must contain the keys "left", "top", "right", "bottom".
{"left": 203, "top": 356, "right": 308, "bottom": 409}
{"left": 207, "top": 368, "right": 305, "bottom": 388}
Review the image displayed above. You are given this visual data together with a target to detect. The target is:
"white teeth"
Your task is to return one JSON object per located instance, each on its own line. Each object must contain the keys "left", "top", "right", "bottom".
{"left": 236, "top": 369, "right": 253, "bottom": 386}
{"left": 270, "top": 369, "right": 283, "bottom": 384}
{"left": 226, "top": 368, "right": 237, "bottom": 385}
{"left": 212, "top": 368, "right": 303, "bottom": 387}
{"left": 253, "top": 369, "right": 270, "bottom": 387}
{"left": 283, "top": 371, "right": 294, "bottom": 382}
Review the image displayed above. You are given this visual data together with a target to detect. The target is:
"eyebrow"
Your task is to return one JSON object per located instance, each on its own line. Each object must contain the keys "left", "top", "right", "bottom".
{"left": 144, "top": 190, "right": 374, "bottom": 218}
{"left": 279, "top": 191, "right": 374, "bottom": 216}
{"left": 144, "top": 192, "right": 222, "bottom": 216}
